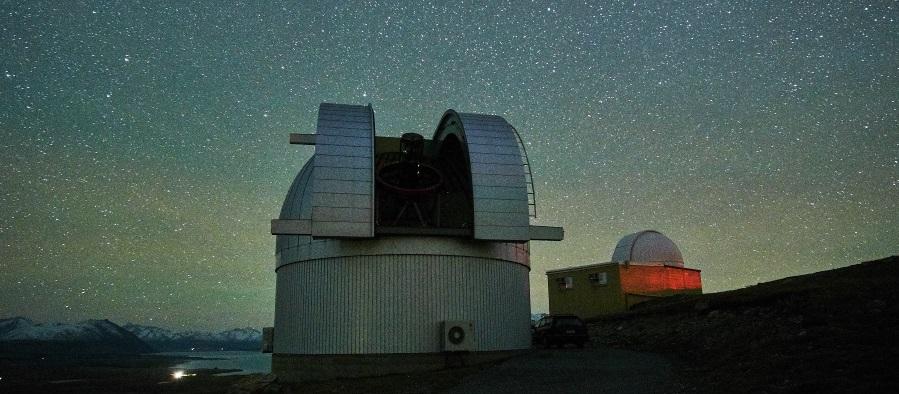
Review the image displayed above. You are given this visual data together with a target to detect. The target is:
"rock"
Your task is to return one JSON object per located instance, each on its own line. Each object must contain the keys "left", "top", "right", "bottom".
{"left": 260, "top": 374, "right": 278, "bottom": 384}
{"left": 694, "top": 300, "right": 710, "bottom": 312}
{"left": 868, "top": 299, "right": 886, "bottom": 314}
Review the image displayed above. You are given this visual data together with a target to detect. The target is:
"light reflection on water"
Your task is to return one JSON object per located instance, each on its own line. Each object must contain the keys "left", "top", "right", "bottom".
{"left": 159, "top": 351, "right": 271, "bottom": 376}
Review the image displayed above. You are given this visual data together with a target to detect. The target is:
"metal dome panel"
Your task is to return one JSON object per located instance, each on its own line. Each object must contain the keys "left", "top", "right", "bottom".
{"left": 433, "top": 111, "right": 530, "bottom": 241}
{"left": 278, "top": 159, "right": 315, "bottom": 222}
{"left": 275, "top": 158, "right": 315, "bottom": 257}
{"left": 310, "top": 103, "right": 375, "bottom": 238}
{"left": 611, "top": 230, "right": 684, "bottom": 267}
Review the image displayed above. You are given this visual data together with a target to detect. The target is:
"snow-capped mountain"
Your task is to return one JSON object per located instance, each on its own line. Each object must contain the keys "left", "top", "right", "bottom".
{"left": 0, "top": 317, "right": 152, "bottom": 354}
{"left": 120, "top": 323, "right": 175, "bottom": 342}
{"left": 0, "top": 317, "right": 262, "bottom": 353}
{"left": 215, "top": 327, "right": 262, "bottom": 342}
{"left": 2, "top": 318, "right": 129, "bottom": 341}
{"left": 0, "top": 316, "right": 34, "bottom": 336}
{"left": 122, "top": 323, "right": 262, "bottom": 351}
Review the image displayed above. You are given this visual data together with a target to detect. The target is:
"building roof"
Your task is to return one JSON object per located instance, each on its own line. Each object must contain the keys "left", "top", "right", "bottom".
{"left": 545, "top": 261, "right": 699, "bottom": 275}
{"left": 611, "top": 230, "right": 684, "bottom": 267}
{"left": 545, "top": 261, "right": 618, "bottom": 274}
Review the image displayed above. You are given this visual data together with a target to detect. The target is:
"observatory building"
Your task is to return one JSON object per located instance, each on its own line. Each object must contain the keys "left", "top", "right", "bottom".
{"left": 270, "top": 103, "right": 562, "bottom": 380}
{"left": 546, "top": 230, "right": 701, "bottom": 319}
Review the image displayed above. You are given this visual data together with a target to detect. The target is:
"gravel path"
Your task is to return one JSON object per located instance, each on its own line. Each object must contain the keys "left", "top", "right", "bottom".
{"left": 443, "top": 346, "right": 683, "bottom": 394}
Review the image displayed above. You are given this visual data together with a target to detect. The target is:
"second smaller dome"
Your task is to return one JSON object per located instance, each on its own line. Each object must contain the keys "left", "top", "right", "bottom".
{"left": 611, "top": 230, "right": 684, "bottom": 267}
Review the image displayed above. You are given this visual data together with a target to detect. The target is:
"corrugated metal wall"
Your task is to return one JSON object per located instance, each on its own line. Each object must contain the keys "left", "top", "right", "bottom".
{"left": 276, "top": 235, "right": 530, "bottom": 270}
{"left": 274, "top": 255, "right": 531, "bottom": 354}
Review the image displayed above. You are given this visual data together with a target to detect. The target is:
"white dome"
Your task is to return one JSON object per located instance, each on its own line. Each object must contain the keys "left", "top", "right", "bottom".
{"left": 611, "top": 230, "right": 684, "bottom": 267}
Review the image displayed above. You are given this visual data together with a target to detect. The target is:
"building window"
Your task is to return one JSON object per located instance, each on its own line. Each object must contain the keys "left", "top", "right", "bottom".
{"left": 556, "top": 276, "right": 574, "bottom": 289}
{"left": 588, "top": 272, "right": 608, "bottom": 286}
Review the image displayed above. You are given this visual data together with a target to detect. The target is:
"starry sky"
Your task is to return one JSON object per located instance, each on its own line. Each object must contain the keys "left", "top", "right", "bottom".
{"left": 1, "top": 1, "right": 896, "bottom": 331}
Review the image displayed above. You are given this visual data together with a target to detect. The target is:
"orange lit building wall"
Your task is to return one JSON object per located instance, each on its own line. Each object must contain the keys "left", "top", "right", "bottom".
{"left": 618, "top": 265, "right": 702, "bottom": 296}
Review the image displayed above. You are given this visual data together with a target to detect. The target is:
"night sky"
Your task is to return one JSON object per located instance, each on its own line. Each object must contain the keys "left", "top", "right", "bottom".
{"left": 1, "top": 1, "right": 896, "bottom": 331}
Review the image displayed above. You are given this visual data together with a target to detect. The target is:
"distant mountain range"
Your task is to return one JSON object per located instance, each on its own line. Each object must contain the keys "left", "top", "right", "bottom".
{"left": 0, "top": 317, "right": 262, "bottom": 354}
{"left": 122, "top": 323, "right": 261, "bottom": 351}
{"left": 0, "top": 317, "right": 152, "bottom": 354}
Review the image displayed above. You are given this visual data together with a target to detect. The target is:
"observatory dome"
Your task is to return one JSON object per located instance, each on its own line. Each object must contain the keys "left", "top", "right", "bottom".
{"left": 269, "top": 103, "right": 563, "bottom": 371}
{"left": 611, "top": 230, "right": 684, "bottom": 267}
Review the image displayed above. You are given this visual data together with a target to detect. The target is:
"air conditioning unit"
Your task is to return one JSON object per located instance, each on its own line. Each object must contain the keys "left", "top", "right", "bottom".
{"left": 588, "top": 272, "right": 608, "bottom": 285}
{"left": 441, "top": 321, "right": 476, "bottom": 352}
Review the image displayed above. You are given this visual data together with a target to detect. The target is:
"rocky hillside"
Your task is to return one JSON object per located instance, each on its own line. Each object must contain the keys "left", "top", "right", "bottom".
{"left": 586, "top": 255, "right": 899, "bottom": 394}
{"left": 122, "top": 323, "right": 261, "bottom": 351}
{"left": 0, "top": 317, "right": 153, "bottom": 355}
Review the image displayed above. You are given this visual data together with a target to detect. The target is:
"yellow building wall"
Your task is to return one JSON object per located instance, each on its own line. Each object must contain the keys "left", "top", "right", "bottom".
{"left": 624, "top": 293, "right": 664, "bottom": 309}
{"left": 548, "top": 264, "right": 704, "bottom": 318}
{"left": 546, "top": 264, "right": 627, "bottom": 319}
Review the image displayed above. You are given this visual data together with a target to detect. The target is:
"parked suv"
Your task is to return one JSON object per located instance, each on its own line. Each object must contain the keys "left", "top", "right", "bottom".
{"left": 532, "top": 314, "right": 588, "bottom": 348}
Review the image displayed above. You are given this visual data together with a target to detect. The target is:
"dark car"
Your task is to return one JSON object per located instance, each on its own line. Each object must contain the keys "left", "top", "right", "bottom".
{"left": 532, "top": 314, "right": 588, "bottom": 348}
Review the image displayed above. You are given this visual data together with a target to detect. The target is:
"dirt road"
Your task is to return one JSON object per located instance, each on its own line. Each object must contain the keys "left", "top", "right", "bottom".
{"left": 444, "top": 346, "right": 684, "bottom": 394}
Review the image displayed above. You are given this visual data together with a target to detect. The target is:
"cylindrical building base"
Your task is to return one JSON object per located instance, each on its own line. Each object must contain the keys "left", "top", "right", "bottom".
{"left": 274, "top": 250, "right": 532, "bottom": 355}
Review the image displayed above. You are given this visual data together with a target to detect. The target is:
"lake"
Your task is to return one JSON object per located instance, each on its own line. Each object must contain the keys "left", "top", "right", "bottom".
{"left": 159, "top": 351, "right": 271, "bottom": 376}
